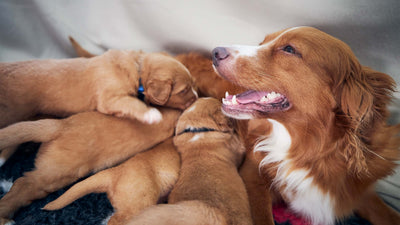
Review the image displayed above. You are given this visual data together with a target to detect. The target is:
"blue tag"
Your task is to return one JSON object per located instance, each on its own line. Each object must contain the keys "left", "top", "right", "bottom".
{"left": 138, "top": 78, "right": 145, "bottom": 101}
{"left": 138, "top": 85, "right": 144, "bottom": 93}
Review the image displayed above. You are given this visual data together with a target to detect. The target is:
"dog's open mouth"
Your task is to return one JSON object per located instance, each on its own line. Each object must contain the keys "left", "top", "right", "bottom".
{"left": 222, "top": 90, "right": 291, "bottom": 118}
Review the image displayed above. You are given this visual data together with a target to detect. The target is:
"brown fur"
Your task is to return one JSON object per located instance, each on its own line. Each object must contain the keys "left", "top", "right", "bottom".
{"left": 0, "top": 49, "right": 196, "bottom": 127}
{"left": 0, "top": 107, "right": 181, "bottom": 223}
{"left": 213, "top": 27, "right": 400, "bottom": 224}
{"left": 0, "top": 49, "right": 196, "bottom": 164}
{"left": 239, "top": 119, "right": 275, "bottom": 225}
{"left": 125, "top": 98, "right": 253, "bottom": 225}
{"left": 43, "top": 137, "right": 180, "bottom": 225}
{"left": 175, "top": 53, "right": 246, "bottom": 99}
{"left": 69, "top": 36, "right": 244, "bottom": 100}
{"left": 68, "top": 36, "right": 97, "bottom": 58}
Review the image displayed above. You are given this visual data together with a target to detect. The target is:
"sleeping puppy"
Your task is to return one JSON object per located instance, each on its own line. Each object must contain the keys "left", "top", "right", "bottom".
{"left": 43, "top": 137, "right": 180, "bottom": 225}
{"left": 212, "top": 26, "right": 400, "bottom": 225}
{"left": 0, "top": 50, "right": 197, "bottom": 163}
{"left": 69, "top": 36, "right": 243, "bottom": 100}
{"left": 0, "top": 50, "right": 196, "bottom": 127}
{"left": 125, "top": 97, "right": 252, "bottom": 225}
{"left": 0, "top": 107, "right": 181, "bottom": 224}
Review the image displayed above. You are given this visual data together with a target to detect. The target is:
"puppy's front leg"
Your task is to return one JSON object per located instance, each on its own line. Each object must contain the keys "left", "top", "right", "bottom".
{"left": 98, "top": 95, "right": 162, "bottom": 124}
{"left": 0, "top": 145, "right": 18, "bottom": 167}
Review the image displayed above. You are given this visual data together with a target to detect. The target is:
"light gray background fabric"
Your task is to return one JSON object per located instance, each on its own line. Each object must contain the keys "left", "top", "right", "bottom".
{"left": 1, "top": 0, "right": 399, "bottom": 211}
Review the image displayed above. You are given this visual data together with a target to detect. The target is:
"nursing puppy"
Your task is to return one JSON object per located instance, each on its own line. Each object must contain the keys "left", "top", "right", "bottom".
{"left": 69, "top": 37, "right": 244, "bottom": 100}
{"left": 44, "top": 137, "right": 180, "bottom": 225}
{"left": 212, "top": 26, "right": 400, "bottom": 225}
{"left": 126, "top": 98, "right": 252, "bottom": 225}
{"left": 0, "top": 49, "right": 196, "bottom": 163}
{"left": 0, "top": 107, "right": 181, "bottom": 224}
{"left": 0, "top": 50, "right": 196, "bottom": 126}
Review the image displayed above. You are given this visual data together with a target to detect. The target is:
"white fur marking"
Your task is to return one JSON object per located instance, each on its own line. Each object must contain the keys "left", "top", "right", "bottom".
{"left": 231, "top": 45, "right": 260, "bottom": 57}
{"left": 0, "top": 158, "right": 5, "bottom": 167}
{"left": 254, "top": 119, "right": 291, "bottom": 165}
{"left": 143, "top": 108, "right": 162, "bottom": 124}
{"left": 289, "top": 173, "right": 335, "bottom": 225}
{"left": 254, "top": 119, "right": 335, "bottom": 225}
{"left": 4, "top": 221, "right": 15, "bottom": 225}
{"left": 186, "top": 105, "right": 196, "bottom": 113}
{"left": 0, "top": 179, "right": 13, "bottom": 193}
{"left": 189, "top": 133, "right": 204, "bottom": 142}
{"left": 192, "top": 88, "right": 198, "bottom": 98}
{"left": 231, "top": 26, "right": 304, "bottom": 58}
{"left": 101, "top": 212, "right": 113, "bottom": 225}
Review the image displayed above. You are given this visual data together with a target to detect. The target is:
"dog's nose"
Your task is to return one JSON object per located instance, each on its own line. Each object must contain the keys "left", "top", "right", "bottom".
{"left": 212, "top": 47, "right": 230, "bottom": 66}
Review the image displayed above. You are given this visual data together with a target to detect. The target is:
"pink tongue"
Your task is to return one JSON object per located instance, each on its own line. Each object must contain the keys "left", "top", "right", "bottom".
{"left": 236, "top": 90, "right": 269, "bottom": 104}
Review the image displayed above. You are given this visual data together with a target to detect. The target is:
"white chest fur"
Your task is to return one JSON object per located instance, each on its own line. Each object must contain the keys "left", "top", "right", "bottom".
{"left": 254, "top": 119, "right": 335, "bottom": 225}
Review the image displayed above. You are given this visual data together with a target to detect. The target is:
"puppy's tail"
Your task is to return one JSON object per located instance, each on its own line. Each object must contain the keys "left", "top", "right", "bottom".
{"left": 69, "top": 36, "right": 96, "bottom": 58}
{"left": 43, "top": 169, "right": 111, "bottom": 210}
{"left": 0, "top": 119, "right": 63, "bottom": 149}
{"left": 126, "top": 200, "right": 228, "bottom": 225}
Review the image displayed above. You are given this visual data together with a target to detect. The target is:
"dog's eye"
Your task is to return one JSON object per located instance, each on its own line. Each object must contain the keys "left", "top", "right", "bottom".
{"left": 283, "top": 45, "right": 296, "bottom": 54}
{"left": 179, "top": 87, "right": 189, "bottom": 94}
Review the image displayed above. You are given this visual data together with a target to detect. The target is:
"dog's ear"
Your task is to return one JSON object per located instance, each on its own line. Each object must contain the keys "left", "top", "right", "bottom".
{"left": 335, "top": 65, "right": 395, "bottom": 129}
{"left": 362, "top": 67, "right": 395, "bottom": 119}
{"left": 145, "top": 79, "right": 172, "bottom": 105}
{"left": 334, "top": 63, "right": 396, "bottom": 176}
{"left": 336, "top": 68, "right": 374, "bottom": 127}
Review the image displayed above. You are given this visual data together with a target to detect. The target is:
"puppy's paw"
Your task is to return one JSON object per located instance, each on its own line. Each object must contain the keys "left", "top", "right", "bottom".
{"left": 142, "top": 108, "right": 162, "bottom": 124}
{"left": 0, "top": 218, "right": 15, "bottom": 225}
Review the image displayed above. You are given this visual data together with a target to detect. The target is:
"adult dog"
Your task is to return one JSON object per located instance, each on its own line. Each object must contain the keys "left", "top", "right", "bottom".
{"left": 212, "top": 26, "right": 400, "bottom": 225}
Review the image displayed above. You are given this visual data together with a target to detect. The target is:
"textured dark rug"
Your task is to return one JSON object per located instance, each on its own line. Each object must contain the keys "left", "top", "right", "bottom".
{"left": 0, "top": 142, "right": 371, "bottom": 225}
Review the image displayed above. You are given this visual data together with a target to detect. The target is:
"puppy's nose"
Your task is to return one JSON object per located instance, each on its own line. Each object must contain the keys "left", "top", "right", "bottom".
{"left": 212, "top": 47, "right": 230, "bottom": 66}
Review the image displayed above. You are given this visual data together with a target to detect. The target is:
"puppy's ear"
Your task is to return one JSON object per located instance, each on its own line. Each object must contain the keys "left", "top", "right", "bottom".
{"left": 145, "top": 79, "right": 172, "bottom": 105}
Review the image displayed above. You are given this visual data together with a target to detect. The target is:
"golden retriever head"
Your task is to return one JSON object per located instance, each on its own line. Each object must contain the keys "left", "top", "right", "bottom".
{"left": 141, "top": 53, "right": 198, "bottom": 110}
{"left": 212, "top": 26, "right": 399, "bottom": 176}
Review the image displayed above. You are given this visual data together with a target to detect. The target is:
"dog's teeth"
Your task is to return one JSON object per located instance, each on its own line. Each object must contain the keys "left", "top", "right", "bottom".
{"left": 232, "top": 95, "right": 238, "bottom": 105}
{"left": 225, "top": 91, "right": 229, "bottom": 98}
{"left": 267, "top": 92, "right": 280, "bottom": 100}
{"left": 260, "top": 96, "right": 268, "bottom": 102}
{"left": 222, "top": 98, "right": 231, "bottom": 105}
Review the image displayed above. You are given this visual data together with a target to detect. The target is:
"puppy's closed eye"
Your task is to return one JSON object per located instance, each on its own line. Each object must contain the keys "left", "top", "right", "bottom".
{"left": 178, "top": 86, "right": 189, "bottom": 95}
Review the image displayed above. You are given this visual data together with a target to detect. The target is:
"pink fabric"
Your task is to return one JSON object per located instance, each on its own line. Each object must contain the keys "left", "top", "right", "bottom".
{"left": 273, "top": 203, "right": 311, "bottom": 225}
